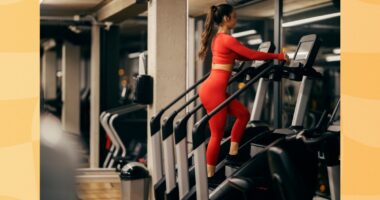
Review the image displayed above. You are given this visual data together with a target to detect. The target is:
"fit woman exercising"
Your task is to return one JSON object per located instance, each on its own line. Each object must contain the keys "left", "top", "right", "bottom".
{"left": 198, "top": 4, "right": 287, "bottom": 183}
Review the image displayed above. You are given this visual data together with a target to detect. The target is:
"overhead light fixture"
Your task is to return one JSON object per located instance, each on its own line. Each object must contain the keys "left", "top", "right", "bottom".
{"left": 56, "top": 71, "right": 62, "bottom": 78}
{"left": 42, "top": 39, "right": 56, "bottom": 51}
{"left": 73, "top": 15, "right": 81, "bottom": 21}
{"left": 128, "top": 52, "right": 142, "bottom": 59}
{"left": 247, "top": 38, "right": 263, "bottom": 45}
{"left": 104, "top": 21, "right": 113, "bottom": 31}
{"left": 325, "top": 55, "right": 340, "bottom": 62}
{"left": 231, "top": 30, "right": 257, "bottom": 38}
{"left": 40, "top": 0, "right": 44, "bottom": 3}
{"left": 282, "top": 12, "right": 340, "bottom": 28}
{"left": 333, "top": 48, "right": 340, "bottom": 54}
{"left": 68, "top": 25, "right": 81, "bottom": 34}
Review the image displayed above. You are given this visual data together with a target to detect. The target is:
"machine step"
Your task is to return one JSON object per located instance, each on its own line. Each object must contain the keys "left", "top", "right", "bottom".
{"left": 225, "top": 165, "right": 240, "bottom": 177}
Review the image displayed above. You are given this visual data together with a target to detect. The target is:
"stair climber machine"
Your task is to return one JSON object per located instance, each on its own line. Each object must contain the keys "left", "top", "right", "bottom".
{"left": 150, "top": 61, "right": 246, "bottom": 200}
{"left": 149, "top": 42, "right": 275, "bottom": 200}
{"left": 191, "top": 34, "right": 322, "bottom": 200}
{"left": 267, "top": 99, "right": 340, "bottom": 200}
{"left": 171, "top": 42, "right": 276, "bottom": 200}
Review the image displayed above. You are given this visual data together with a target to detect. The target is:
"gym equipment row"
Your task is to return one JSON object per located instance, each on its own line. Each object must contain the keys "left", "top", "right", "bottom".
{"left": 148, "top": 34, "right": 340, "bottom": 200}
{"left": 76, "top": 103, "right": 147, "bottom": 182}
{"left": 150, "top": 41, "right": 274, "bottom": 199}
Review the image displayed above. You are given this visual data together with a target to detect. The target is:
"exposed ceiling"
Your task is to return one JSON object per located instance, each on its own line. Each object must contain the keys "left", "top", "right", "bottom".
{"left": 41, "top": 0, "right": 333, "bottom": 19}
{"left": 239, "top": 0, "right": 331, "bottom": 17}
{"left": 40, "top": 0, "right": 111, "bottom": 16}
{"left": 189, "top": 0, "right": 226, "bottom": 17}
{"left": 189, "top": 0, "right": 331, "bottom": 17}
{"left": 40, "top": 0, "right": 339, "bottom": 53}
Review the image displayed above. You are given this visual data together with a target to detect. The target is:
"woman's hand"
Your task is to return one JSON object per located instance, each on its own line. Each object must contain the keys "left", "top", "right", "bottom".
{"left": 281, "top": 49, "right": 291, "bottom": 65}
{"left": 285, "top": 54, "right": 291, "bottom": 65}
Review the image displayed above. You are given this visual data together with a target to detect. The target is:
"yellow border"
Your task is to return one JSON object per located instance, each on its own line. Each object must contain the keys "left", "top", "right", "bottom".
{"left": 342, "top": 0, "right": 380, "bottom": 199}
{"left": 0, "top": 0, "right": 39, "bottom": 199}
{"left": 0, "top": 0, "right": 380, "bottom": 199}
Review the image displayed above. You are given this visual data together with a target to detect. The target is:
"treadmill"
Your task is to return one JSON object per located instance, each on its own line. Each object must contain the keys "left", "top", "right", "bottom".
{"left": 192, "top": 34, "right": 322, "bottom": 200}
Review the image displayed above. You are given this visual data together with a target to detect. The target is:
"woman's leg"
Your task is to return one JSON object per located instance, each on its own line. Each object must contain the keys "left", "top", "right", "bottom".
{"left": 227, "top": 98, "right": 250, "bottom": 155}
{"left": 206, "top": 107, "right": 228, "bottom": 177}
{"left": 198, "top": 77, "right": 229, "bottom": 177}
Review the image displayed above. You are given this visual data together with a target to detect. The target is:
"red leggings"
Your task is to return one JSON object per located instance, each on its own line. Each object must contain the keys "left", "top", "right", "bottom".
{"left": 199, "top": 69, "right": 250, "bottom": 166}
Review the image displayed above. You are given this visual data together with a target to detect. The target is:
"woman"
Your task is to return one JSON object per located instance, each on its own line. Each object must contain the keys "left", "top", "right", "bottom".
{"left": 198, "top": 4, "right": 288, "bottom": 185}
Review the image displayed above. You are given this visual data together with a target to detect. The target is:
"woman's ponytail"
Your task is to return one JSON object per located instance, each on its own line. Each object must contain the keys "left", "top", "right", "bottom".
{"left": 198, "top": 6, "right": 217, "bottom": 60}
{"left": 198, "top": 4, "right": 233, "bottom": 60}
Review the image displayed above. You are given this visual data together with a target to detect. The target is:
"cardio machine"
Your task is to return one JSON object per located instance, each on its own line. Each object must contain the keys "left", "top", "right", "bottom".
{"left": 268, "top": 99, "right": 340, "bottom": 200}
{"left": 191, "top": 34, "right": 322, "bottom": 200}
{"left": 150, "top": 42, "right": 275, "bottom": 200}
{"left": 173, "top": 42, "right": 276, "bottom": 200}
{"left": 76, "top": 53, "right": 148, "bottom": 178}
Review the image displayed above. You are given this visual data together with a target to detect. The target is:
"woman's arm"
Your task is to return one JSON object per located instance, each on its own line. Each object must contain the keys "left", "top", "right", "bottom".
{"left": 226, "top": 36, "right": 286, "bottom": 61}
{"left": 236, "top": 54, "right": 250, "bottom": 61}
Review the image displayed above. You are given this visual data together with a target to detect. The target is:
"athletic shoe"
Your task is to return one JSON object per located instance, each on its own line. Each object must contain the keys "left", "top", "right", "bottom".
{"left": 225, "top": 154, "right": 245, "bottom": 166}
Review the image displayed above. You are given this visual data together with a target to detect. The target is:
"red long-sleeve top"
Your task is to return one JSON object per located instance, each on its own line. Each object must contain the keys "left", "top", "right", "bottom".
{"left": 211, "top": 32, "right": 285, "bottom": 64}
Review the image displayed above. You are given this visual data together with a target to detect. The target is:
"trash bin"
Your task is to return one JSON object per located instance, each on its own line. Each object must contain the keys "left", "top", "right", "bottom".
{"left": 120, "top": 162, "right": 150, "bottom": 200}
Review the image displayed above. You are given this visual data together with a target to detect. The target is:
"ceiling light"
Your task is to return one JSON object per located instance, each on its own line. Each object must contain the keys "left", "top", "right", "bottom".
{"left": 247, "top": 38, "right": 263, "bottom": 45}
{"left": 68, "top": 25, "right": 81, "bottom": 34}
{"left": 282, "top": 12, "right": 340, "bottom": 28}
{"left": 42, "top": 39, "right": 56, "bottom": 51}
{"left": 231, "top": 30, "right": 257, "bottom": 38}
{"left": 325, "top": 55, "right": 340, "bottom": 62}
{"left": 73, "top": 15, "right": 80, "bottom": 21}
{"left": 128, "top": 52, "right": 142, "bottom": 59}
{"left": 333, "top": 48, "right": 340, "bottom": 54}
{"left": 40, "top": 0, "right": 44, "bottom": 4}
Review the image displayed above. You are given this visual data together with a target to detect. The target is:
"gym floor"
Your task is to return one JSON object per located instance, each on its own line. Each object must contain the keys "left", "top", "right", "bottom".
{"left": 77, "top": 182, "right": 121, "bottom": 200}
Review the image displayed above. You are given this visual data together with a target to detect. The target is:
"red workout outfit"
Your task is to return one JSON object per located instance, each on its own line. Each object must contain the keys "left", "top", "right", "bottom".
{"left": 199, "top": 33, "right": 285, "bottom": 166}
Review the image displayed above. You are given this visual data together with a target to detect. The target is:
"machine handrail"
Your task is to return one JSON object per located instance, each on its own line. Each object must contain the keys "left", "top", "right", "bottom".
{"left": 192, "top": 63, "right": 276, "bottom": 149}
{"left": 328, "top": 98, "right": 340, "bottom": 126}
{"left": 111, "top": 104, "right": 146, "bottom": 116}
{"left": 173, "top": 61, "right": 268, "bottom": 143}
{"left": 102, "top": 103, "right": 143, "bottom": 114}
{"left": 150, "top": 62, "right": 246, "bottom": 134}
{"left": 162, "top": 63, "right": 250, "bottom": 139}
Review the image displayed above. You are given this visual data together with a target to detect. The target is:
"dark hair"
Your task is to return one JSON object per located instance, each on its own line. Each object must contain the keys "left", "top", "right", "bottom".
{"left": 198, "top": 4, "right": 234, "bottom": 60}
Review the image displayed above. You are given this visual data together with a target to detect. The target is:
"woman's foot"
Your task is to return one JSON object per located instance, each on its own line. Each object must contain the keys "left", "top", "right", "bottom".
{"left": 208, "top": 174, "right": 225, "bottom": 188}
{"left": 225, "top": 154, "right": 245, "bottom": 166}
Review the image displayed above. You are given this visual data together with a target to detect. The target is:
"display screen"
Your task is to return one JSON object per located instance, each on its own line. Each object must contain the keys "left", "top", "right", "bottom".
{"left": 260, "top": 47, "right": 269, "bottom": 52}
{"left": 295, "top": 41, "right": 313, "bottom": 61}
